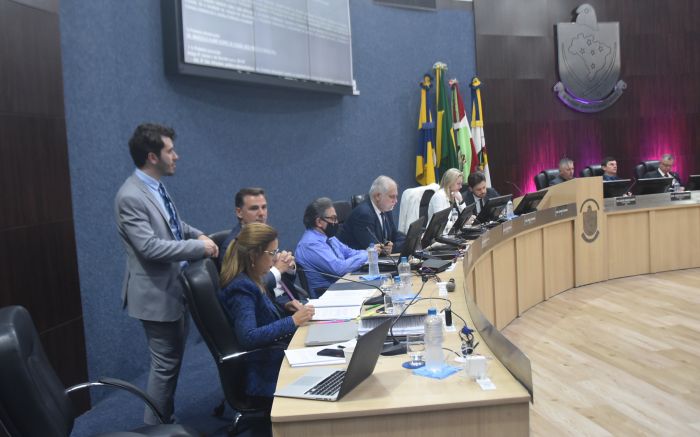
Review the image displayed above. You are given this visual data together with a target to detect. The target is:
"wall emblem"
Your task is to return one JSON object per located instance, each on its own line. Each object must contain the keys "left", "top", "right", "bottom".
{"left": 553, "top": 4, "right": 626, "bottom": 113}
{"left": 580, "top": 198, "right": 600, "bottom": 243}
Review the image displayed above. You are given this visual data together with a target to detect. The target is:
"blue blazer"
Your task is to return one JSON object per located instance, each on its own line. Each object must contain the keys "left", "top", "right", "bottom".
{"left": 218, "top": 272, "right": 296, "bottom": 397}
{"left": 338, "top": 198, "right": 405, "bottom": 252}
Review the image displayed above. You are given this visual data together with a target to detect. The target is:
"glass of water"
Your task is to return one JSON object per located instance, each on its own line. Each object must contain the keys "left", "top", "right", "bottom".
{"left": 380, "top": 274, "right": 394, "bottom": 314}
{"left": 403, "top": 333, "right": 425, "bottom": 369}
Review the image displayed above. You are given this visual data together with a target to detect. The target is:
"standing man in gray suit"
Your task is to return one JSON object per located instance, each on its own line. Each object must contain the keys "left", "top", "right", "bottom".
{"left": 115, "top": 123, "right": 218, "bottom": 424}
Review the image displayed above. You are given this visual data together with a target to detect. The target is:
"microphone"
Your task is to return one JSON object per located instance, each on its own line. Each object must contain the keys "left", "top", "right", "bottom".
{"left": 301, "top": 267, "right": 387, "bottom": 305}
{"left": 505, "top": 180, "right": 523, "bottom": 196}
{"left": 304, "top": 267, "right": 437, "bottom": 356}
{"left": 365, "top": 226, "right": 399, "bottom": 269}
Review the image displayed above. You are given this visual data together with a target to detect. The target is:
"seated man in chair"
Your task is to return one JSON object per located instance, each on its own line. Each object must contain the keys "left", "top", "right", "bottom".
{"left": 296, "top": 197, "right": 370, "bottom": 297}
{"left": 550, "top": 158, "right": 575, "bottom": 185}
{"left": 220, "top": 187, "right": 305, "bottom": 313}
{"left": 338, "top": 175, "right": 406, "bottom": 255}
{"left": 642, "top": 153, "right": 683, "bottom": 189}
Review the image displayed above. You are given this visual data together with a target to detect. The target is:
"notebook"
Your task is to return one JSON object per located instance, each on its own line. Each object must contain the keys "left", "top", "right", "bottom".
{"left": 274, "top": 318, "right": 392, "bottom": 401}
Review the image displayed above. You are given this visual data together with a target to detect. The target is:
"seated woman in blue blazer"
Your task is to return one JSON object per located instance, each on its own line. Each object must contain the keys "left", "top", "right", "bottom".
{"left": 218, "top": 222, "right": 314, "bottom": 407}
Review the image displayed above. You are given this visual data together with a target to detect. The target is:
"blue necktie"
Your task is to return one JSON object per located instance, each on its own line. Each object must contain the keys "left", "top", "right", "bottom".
{"left": 158, "top": 183, "right": 183, "bottom": 241}
{"left": 381, "top": 212, "right": 389, "bottom": 241}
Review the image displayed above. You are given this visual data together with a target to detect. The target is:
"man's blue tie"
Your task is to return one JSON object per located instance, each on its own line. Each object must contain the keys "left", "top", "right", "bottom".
{"left": 158, "top": 183, "right": 183, "bottom": 241}
{"left": 381, "top": 212, "right": 389, "bottom": 241}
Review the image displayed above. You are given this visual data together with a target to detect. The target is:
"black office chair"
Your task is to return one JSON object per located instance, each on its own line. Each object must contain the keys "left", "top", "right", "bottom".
{"left": 635, "top": 160, "right": 660, "bottom": 179}
{"left": 295, "top": 264, "right": 311, "bottom": 296}
{"left": 333, "top": 200, "right": 352, "bottom": 224}
{"left": 180, "top": 259, "right": 285, "bottom": 436}
{"left": 351, "top": 194, "right": 367, "bottom": 208}
{"left": 534, "top": 169, "right": 560, "bottom": 190}
{"left": 580, "top": 164, "right": 604, "bottom": 177}
{"left": 0, "top": 305, "right": 198, "bottom": 437}
{"left": 418, "top": 189, "right": 435, "bottom": 220}
{"left": 209, "top": 229, "right": 231, "bottom": 270}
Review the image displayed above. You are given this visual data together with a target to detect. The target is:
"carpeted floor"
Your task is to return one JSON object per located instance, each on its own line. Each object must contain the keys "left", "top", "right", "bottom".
{"left": 71, "top": 333, "right": 259, "bottom": 436}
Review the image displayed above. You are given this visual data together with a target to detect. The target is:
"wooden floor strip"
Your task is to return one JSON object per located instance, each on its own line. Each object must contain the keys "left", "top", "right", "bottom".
{"left": 502, "top": 268, "right": 700, "bottom": 436}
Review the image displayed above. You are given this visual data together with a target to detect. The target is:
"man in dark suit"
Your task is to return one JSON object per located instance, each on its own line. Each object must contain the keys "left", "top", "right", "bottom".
{"left": 115, "top": 123, "right": 218, "bottom": 424}
{"left": 550, "top": 158, "right": 575, "bottom": 185}
{"left": 462, "top": 171, "right": 500, "bottom": 214}
{"left": 338, "top": 175, "right": 406, "bottom": 255}
{"left": 219, "top": 187, "right": 305, "bottom": 311}
{"left": 602, "top": 156, "right": 620, "bottom": 181}
{"left": 642, "top": 153, "right": 683, "bottom": 188}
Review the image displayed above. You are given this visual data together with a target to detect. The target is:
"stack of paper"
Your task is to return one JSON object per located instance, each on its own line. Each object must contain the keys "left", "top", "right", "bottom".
{"left": 308, "top": 288, "right": 379, "bottom": 321}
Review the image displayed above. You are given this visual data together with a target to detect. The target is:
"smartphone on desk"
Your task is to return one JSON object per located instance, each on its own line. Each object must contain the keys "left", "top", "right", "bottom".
{"left": 317, "top": 348, "right": 345, "bottom": 358}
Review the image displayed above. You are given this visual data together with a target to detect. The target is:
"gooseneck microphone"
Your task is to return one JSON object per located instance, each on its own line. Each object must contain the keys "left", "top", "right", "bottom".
{"left": 301, "top": 267, "right": 387, "bottom": 305}
{"left": 365, "top": 226, "right": 399, "bottom": 269}
{"left": 505, "top": 180, "right": 523, "bottom": 196}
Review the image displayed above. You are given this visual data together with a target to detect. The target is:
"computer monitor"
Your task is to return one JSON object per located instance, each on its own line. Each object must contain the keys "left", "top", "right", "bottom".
{"left": 420, "top": 207, "right": 451, "bottom": 249}
{"left": 447, "top": 203, "right": 476, "bottom": 235}
{"left": 512, "top": 190, "right": 547, "bottom": 215}
{"left": 603, "top": 179, "right": 633, "bottom": 198}
{"left": 399, "top": 216, "right": 426, "bottom": 259}
{"left": 688, "top": 175, "right": 700, "bottom": 191}
{"left": 634, "top": 177, "right": 673, "bottom": 195}
{"left": 474, "top": 195, "right": 513, "bottom": 225}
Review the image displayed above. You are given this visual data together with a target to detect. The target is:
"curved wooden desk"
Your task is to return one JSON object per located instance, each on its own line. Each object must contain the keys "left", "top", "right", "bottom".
{"left": 272, "top": 178, "right": 699, "bottom": 436}
{"left": 272, "top": 266, "right": 531, "bottom": 436}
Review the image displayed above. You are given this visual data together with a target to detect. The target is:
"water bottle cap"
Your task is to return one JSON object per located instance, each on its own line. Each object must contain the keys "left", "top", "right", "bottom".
{"left": 400, "top": 256, "right": 408, "bottom": 263}
{"left": 394, "top": 276, "right": 401, "bottom": 281}
{"left": 427, "top": 308, "right": 437, "bottom": 315}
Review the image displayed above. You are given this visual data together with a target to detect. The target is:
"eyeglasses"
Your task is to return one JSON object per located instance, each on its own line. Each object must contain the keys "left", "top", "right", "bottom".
{"left": 263, "top": 248, "right": 281, "bottom": 256}
{"left": 322, "top": 216, "right": 339, "bottom": 223}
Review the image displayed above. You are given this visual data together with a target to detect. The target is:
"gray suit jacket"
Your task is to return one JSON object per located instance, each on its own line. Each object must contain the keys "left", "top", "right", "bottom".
{"left": 115, "top": 174, "right": 205, "bottom": 322}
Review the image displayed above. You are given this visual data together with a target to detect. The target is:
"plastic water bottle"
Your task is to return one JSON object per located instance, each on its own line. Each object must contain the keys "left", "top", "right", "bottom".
{"left": 398, "top": 256, "right": 412, "bottom": 296}
{"left": 506, "top": 199, "right": 515, "bottom": 219}
{"left": 367, "top": 244, "right": 379, "bottom": 277}
{"left": 424, "top": 308, "right": 444, "bottom": 372}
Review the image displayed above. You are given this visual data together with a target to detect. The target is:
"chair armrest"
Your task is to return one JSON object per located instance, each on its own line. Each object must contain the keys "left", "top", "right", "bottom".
{"left": 65, "top": 377, "right": 167, "bottom": 424}
{"left": 219, "top": 342, "right": 288, "bottom": 363}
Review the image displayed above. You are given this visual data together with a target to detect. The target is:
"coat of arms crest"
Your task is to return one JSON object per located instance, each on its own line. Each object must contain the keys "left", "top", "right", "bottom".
{"left": 553, "top": 4, "right": 626, "bottom": 112}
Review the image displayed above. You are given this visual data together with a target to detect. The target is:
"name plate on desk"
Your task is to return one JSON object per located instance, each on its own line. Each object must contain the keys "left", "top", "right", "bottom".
{"left": 670, "top": 191, "right": 691, "bottom": 201}
{"left": 615, "top": 196, "right": 637, "bottom": 207}
{"left": 523, "top": 213, "right": 537, "bottom": 226}
{"left": 554, "top": 205, "right": 572, "bottom": 217}
{"left": 502, "top": 221, "right": 513, "bottom": 235}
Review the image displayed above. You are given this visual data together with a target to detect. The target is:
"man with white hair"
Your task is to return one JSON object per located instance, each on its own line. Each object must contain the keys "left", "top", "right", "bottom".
{"left": 642, "top": 153, "right": 683, "bottom": 188}
{"left": 338, "top": 175, "right": 406, "bottom": 254}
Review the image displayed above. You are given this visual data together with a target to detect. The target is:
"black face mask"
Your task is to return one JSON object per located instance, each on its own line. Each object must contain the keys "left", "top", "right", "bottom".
{"left": 323, "top": 221, "right": 339, "bottom": 238}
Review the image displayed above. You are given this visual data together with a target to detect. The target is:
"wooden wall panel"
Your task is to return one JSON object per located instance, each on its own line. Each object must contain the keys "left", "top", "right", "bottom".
{"left": 492, "top": 240, "right": 518, "bottom": 329}
{"left": 515, "top": 230, "right": 544, "bottom": 314}
{"left": 474, "top": 0, "right": 700, "bottom": 195}
{"left": 543, "top": 221, "right": 574, "bottom": 298}
{"left": 473, "top": 254, "right": 495, "bottom": 324}
{"left": 607, "top": 212, "right": 651, "bottom": 279}
{"left": 0, "top": 0, "right": 89, "bottom": 412}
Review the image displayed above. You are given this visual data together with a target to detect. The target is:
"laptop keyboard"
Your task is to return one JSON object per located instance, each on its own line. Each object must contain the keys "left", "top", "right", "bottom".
{"left": 305, "top": 370, "right": 346, "bottom": 396}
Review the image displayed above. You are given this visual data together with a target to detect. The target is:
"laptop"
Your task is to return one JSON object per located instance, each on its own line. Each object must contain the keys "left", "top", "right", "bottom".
{"left": 275, "top": 318, "right": 392, "bottom": 401}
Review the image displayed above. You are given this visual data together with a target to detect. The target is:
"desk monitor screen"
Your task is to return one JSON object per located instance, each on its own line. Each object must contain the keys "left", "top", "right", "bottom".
{"left": 420, "top": 207, "right": 451, "bottom": 249}
{"left": 688, "top": 175, "right": 700, "bottom": 191}
{"left": 400, "top": 216, "right": 426, "bottom": 259}
{"left": 634, "top": 177, "right": 673, "bottom": 195}
{"left": 512, "top": 190, "right": 547, "bottom": 215}
{"left": 603, "top": 179, "right": 633, "bottom": 198}
{"left": 474, "top": 195, "right": 512, "bottom": 224}
{"left": 448, "top": 203, "right": 476, "bottom": 235}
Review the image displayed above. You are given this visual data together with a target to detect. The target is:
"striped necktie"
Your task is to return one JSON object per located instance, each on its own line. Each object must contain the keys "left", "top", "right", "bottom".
{"left": 158, "top": 183, "right": 183, "bottom": 240}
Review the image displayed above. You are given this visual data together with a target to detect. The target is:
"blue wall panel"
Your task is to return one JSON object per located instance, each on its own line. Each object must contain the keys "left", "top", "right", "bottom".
{"left": 60, "top": 0, "right": 475, "bottom": 389}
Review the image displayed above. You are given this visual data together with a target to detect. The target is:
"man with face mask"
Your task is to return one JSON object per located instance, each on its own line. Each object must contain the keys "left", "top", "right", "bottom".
{"left": 295, "top": 197, "right": 376, "bottom": 297}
